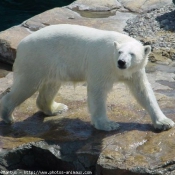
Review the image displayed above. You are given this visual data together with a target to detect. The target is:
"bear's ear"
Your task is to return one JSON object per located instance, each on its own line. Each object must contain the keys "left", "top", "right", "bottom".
{"left": 114, "top": 41, "right": 120, "bottom": 48}
{"left": 144, "top": 45, "right": 151, "bottom": 56}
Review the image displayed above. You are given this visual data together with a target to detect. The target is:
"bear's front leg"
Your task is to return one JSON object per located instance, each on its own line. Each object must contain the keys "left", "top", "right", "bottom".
{"left": 87, "top": 85, "right": 120, "bottom": 131}
{"left": 126, "top": 69, "right": 174, "bottom": 130}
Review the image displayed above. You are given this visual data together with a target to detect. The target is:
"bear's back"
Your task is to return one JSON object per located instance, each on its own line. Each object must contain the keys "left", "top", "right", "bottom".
{"left": 19, "top": 24, "right": 135, "bottom": 47}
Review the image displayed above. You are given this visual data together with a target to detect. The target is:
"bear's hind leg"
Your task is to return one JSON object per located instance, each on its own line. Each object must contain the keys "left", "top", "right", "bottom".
{"left": 36, "top": 82, "right": 68, "bottom": 116}
{"left": 0, "top": 78, "right": 38, "bottom": 124}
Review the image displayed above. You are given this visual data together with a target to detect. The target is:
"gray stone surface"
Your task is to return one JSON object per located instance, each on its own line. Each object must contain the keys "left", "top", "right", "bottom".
{"left": 120, "top": 0, "right": 172, "bottom": 13}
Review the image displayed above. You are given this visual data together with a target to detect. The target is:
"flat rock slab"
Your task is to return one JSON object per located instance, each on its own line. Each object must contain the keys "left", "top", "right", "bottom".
{"left": 0, "top": 63, "right": 175, "bottom": 174}
{"left": 67, "top": 0, "right": 122, "bottom": 18}
{"left": 121, "top": 0, "right": 172, "bottom": 13}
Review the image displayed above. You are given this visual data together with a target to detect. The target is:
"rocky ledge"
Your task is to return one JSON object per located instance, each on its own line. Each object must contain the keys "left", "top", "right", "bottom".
{"left": 0, "top": 0, "right": 175, "bottom": 175}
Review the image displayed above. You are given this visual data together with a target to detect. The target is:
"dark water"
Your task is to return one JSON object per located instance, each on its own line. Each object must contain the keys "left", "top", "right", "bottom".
{"left": 0, "top": 0, "right": 75, "bottom": 32}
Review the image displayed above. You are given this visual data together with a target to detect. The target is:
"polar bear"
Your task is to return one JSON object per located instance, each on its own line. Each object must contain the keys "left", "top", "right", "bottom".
{"left": 0, "top": 24, "right": 174, "bottom": 131}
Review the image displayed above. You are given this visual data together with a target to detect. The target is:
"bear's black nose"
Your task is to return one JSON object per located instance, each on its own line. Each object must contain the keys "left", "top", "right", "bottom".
{"left": 118, "top": 60, "right": 126, "bottom": 69}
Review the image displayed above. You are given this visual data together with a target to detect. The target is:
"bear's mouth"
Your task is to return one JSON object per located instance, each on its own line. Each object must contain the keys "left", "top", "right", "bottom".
{"left": 118, "top": 66, "right": 126, "bottom": 69}
{"left": 118, "top": 65, "right": 127, "bottom": 69}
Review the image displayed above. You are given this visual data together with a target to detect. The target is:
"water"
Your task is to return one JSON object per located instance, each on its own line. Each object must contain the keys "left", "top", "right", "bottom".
{"left": 0, "top": 0, "right": 75, "bottom": 32}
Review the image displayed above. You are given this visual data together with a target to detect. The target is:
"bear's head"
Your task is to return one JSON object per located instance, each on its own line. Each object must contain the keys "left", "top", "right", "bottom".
{"left": 114, "top": 41, "right": 151, "bottom": 72}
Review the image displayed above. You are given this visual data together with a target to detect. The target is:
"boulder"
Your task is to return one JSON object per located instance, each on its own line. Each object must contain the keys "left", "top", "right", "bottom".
{"left": 21, "top": 7, "right": 135, "bottom": 34}
{"left": 121, "top": 0, "right": 172, "bottom": 13}
{"left": 0, "top": 27, "right": 30, "bottom": 64}
{"left": 67, "top": 0, "right": 122, "bottom": 18}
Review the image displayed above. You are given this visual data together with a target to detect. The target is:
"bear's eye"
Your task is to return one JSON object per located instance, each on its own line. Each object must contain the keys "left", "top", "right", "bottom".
{"left": 130, "top": 53, "right": 135, "bottom": 57}
{"left": 118, "top": 51, "right": 122, "bottom": 55}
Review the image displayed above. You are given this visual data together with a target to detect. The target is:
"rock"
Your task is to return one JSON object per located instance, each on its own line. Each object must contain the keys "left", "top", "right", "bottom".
{"left": 67, "top": 0, "right": 122, "bottom": 18}
{"left": 22, "top": 7, "right": 135, "bottom": 33}
{"left": 0, "top": 72, "right": 13, "bottom": 96}
{"left": 121, "top": 0, "right": 172, "bottom": 13}
{"left": 1, "top": 62, "right": 175, "bottom": 174}
{"left": 0, "top": 26, "right": 30, "bottom": 64}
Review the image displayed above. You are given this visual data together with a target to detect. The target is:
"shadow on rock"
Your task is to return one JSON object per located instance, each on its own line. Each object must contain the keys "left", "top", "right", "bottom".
{"left": 156, "top": 9, "right": 175, "bottom": 32}
{"left": 0, "top": 111, "right": 154, "bottom": 139}
{"left": 0, "top": 109, "right": 155, "bottom": 172}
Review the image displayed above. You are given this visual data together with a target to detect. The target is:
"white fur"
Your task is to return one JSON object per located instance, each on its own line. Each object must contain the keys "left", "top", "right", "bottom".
{"left": 0, "top": 24, "right": 174, "bottom": 131}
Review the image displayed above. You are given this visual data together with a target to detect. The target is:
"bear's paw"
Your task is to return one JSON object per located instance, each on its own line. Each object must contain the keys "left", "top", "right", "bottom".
{"left": 154, "top": 117, "right": 174, "bottom": 131}
{"left": 43, "top": 102, "right": 68, "bottom": 116}
{"left": 51, "top": 102, "right": 68, "bottom": 115}
{"left": 93, "top": 120, "right": 120, "bottom": 131}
